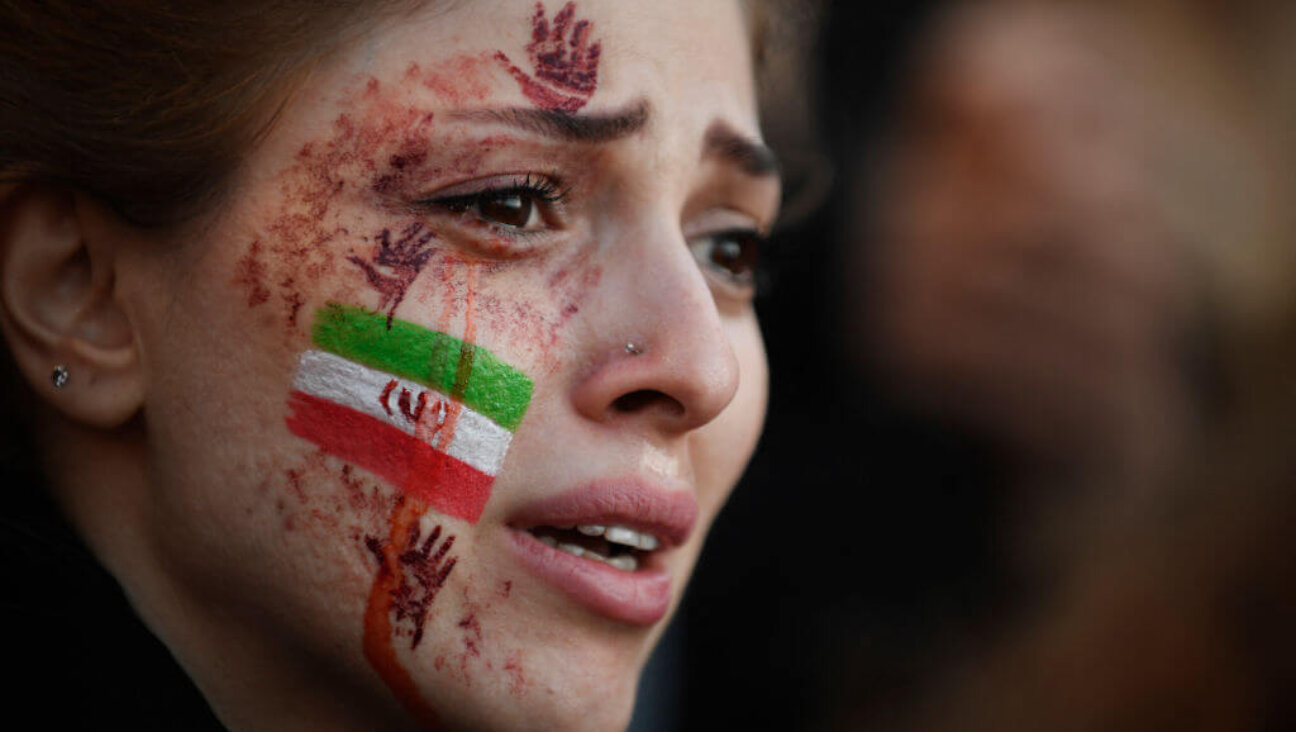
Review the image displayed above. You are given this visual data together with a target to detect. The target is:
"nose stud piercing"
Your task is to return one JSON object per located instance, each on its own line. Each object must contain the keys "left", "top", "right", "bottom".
{"left": 52, "top": 364, "right": 70, "bottom": 389}
{"left": 624, "top": 343, "right": 643, "bottom": 356}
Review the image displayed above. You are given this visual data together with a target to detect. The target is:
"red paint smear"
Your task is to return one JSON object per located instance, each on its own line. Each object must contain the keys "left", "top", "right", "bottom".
{"left": 362, "top": 497, "right": 442, "bottom": 729}
{"left": 285, "top": 468, "right": 307, "bottom": 503}
{"left": 338, "top": 463, "right": 393, "bottom": 515}
{"left": 493, "top": 2, "right": 602, "bottom": 113}
{"left": 417, "top": 55, "right": 495, "bottom": 106}
{"left": 504, "top": 653, "right": 528, "bottom": 697}
{"left": 428, "top": 260, "right": 479, "bottom": 449}
{"left": 457, "top": 613, "right": 483, "bottom": 657}
{"left": 285, "top": 391, "right": 493, "bottom": 523}
{"left": 233, "top": 240, "right": 271, "bottom": 307}
{"left": 285, "top": 290, "right": 305, "bottom": 327}
{"left": 249, "top": 65, "right": 457, "bottom": 331}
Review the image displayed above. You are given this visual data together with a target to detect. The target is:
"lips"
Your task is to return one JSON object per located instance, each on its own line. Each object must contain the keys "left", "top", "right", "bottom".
{"left": 506, "top": 480, "right": 698, "bottom": 625}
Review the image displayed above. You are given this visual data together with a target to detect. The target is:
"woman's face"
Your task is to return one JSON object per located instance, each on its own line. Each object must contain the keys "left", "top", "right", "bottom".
{"left": 113, "top": 0, "right": 774, "bottom": 728}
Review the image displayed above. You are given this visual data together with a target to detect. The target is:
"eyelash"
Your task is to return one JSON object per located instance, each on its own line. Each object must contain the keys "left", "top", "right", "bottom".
{"left": 418, "top": 174, "right": 569, "bottom": 236}
{"left": 416, "top": 175, "right": 769, "bottom": 296}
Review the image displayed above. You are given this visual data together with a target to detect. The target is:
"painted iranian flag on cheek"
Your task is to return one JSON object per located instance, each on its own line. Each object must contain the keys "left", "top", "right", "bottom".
{"left": 285, "top": 303, "right": 533, "bottom": 523}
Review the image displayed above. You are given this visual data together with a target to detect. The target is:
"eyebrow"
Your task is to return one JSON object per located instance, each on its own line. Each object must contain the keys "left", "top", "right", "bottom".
{"left": 449, "top": 99, "right": 651, "bottom": 143}
{"left": 703, "top": 122, "right": 780, "bottom": 178}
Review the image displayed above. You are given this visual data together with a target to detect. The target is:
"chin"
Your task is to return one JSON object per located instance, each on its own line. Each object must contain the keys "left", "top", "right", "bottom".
{"left": 351, "top": 508, "right": 683, "bottom": 732}
{"left": 416, "top": 618, "right": 650, "bottom": 731}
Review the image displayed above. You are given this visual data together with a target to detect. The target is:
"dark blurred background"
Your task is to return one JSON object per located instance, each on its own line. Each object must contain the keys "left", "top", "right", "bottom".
{"left": 636, "top": 1, "right": 1296, "bottom": 729}
{"left": 674, "top": 4, "right": 1008, "bottom": 729}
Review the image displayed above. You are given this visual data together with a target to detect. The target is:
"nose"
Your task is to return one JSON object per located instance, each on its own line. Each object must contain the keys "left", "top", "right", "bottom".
{"left": 570, "top": 223, "right": 741, "bottom": 435}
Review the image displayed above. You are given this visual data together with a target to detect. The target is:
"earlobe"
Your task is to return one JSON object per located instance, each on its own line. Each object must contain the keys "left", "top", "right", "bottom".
{"left": 0, "top": 184, "right": 144, "bottom": 428}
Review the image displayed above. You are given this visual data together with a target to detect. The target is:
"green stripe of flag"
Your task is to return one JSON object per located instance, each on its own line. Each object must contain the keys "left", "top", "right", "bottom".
{"left": 311, "top": 302, "right": 533, "bottom": 431}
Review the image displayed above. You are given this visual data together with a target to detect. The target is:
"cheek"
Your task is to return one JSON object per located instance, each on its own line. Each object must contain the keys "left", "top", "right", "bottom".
{"left": 128, "top": 214, "right": 411, "bottom": 621}
{"left": 402, "top": 248, "right": 605, "bottom": 377}
{"left": 691, "top": 316, "right": 767, "bottom": 515}
{"left": 139, "top": 275, "right": 392, "bottom": 550}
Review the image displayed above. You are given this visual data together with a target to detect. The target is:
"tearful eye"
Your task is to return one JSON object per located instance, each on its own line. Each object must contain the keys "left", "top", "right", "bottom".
{"left": 689, "top": 229, "right": 763, "bottom": 289}
{"left": 423, "top": 174, "right": 567, "bottom": 235}
{"left": 444, "top": 191, "right": 542, "bottom": 230}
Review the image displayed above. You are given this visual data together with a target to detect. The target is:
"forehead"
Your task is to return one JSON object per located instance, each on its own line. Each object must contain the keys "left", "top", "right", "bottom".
{"left": 336, "top": 0, "right": 759, "bottom": 132}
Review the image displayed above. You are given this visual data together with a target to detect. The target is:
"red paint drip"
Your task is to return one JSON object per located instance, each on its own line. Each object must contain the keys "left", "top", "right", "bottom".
{"left": 362, "top": 498, "right": 444, "bottom": 728}
{"left": 233, "top": 240, "right": 271, "bottom": 307}
{"left": 354, "top": 247, "right": 486, "bottom": 726}
{"left": 494, "top": 2, "right": 601, "bottom": 113}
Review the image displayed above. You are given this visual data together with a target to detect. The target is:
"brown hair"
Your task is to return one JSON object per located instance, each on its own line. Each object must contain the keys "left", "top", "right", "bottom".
{"left": 0, "top": 0, "right": 783, "bottom": 229}
{"left": 0, "top": 0, "right": 428, "bottom": 228}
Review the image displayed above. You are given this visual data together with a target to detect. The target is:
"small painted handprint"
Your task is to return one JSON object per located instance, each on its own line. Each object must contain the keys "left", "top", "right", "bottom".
{"left": 348, "top": 222, "right": 437, "bottom": 326}
{"left": 496, "top": 2, "right": 602, "bottom": 113}
{"left": 368, "top": 520, "right": 458, "bottom": 650}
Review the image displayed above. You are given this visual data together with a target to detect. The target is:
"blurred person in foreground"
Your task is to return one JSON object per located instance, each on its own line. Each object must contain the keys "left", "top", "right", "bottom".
{"left": 834, "top": 0, "right": 1296, "bottom": 729}
{"left": 856, "top": 0, "right": 1209, "bottom": 525}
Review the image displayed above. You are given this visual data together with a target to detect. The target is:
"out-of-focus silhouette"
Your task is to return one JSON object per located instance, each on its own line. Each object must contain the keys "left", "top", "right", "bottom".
{"left": 835, "top": 1, "right": 1296, "bottom": 730}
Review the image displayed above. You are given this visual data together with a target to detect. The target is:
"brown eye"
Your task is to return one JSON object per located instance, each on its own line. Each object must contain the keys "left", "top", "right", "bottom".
{"left": 478, "top": 193, "right": 534, "bottom": 229}
{"left": 434, "top": 181, "right": 560, "bottom": 232}
{"left": 689, "top": 229, "right": 763, "bottom": 288}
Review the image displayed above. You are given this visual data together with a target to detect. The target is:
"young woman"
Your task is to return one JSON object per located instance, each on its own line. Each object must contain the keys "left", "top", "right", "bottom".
{"left": 0, "top": 0, "right": 779, "bottom": 728}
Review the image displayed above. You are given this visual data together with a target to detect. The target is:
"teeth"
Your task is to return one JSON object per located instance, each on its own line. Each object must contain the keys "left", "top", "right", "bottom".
{"left": 604, "top": 526, "right": 634, "bottom": 544}
{"left": 604, "top": 525, "right": 660, "bottom": 551}
{"left": 534, "top": 524, "right": 662, "bottom": 564}
{"left": 557, "top": 542, "right": 586, "bottom": 558}
{"left": 551, "top": 541, "right": 609, "bottom": 564}
{"left": 608, "top": 555, "right": 638, "bottom": 571}
{"left": 539, "top": 534, "right": 641, "bottom": 571}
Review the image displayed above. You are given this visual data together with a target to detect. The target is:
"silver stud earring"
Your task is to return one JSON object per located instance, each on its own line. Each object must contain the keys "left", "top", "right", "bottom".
{"left": 624, "top": 343, "right": 644, "bottom": 356}
{"left": 51, "top": 364, "right": 70, "bottom": 389}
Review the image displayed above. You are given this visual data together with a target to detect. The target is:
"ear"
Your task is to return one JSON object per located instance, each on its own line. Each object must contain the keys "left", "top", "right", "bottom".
{"left": 0, "top": 183, "right": 143, "bottom": 427}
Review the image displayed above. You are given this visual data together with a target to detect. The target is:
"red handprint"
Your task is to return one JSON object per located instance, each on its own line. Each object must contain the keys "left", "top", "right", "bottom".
{"left": 347, "top": 222, "right": 437, "bottom": 327}
{"left": 495, "top": 2, "right": 602, "bottom": 113}
{"left": 366, "top": 521, "right": 458, "bottom": 650}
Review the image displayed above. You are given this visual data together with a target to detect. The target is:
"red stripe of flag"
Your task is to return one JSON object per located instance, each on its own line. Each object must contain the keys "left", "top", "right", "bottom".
{"left": 286, "top": 391, "right": 493, "bottom": 523}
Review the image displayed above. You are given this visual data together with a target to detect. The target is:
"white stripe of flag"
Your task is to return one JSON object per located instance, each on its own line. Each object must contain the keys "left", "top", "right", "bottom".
{"left": 293, "top": 350, "right": 512, "bottom": 476}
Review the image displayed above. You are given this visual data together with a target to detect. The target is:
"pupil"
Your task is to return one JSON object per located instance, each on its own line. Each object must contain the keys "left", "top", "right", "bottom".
{"left": 481, "top": 194, "right": 531, "bottom": 228}
{"left": 714, "top": 239, "right": 748, "bottom": 273}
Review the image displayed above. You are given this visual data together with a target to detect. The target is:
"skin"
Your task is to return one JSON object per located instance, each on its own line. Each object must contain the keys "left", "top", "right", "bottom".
{"left": 0, "top": 0, "right": 777, "bottom": 729}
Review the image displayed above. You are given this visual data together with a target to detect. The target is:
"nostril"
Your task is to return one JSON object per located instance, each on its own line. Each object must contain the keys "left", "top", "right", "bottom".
{"left": 612, "top": 389, "right": 685, "bottom": 418}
